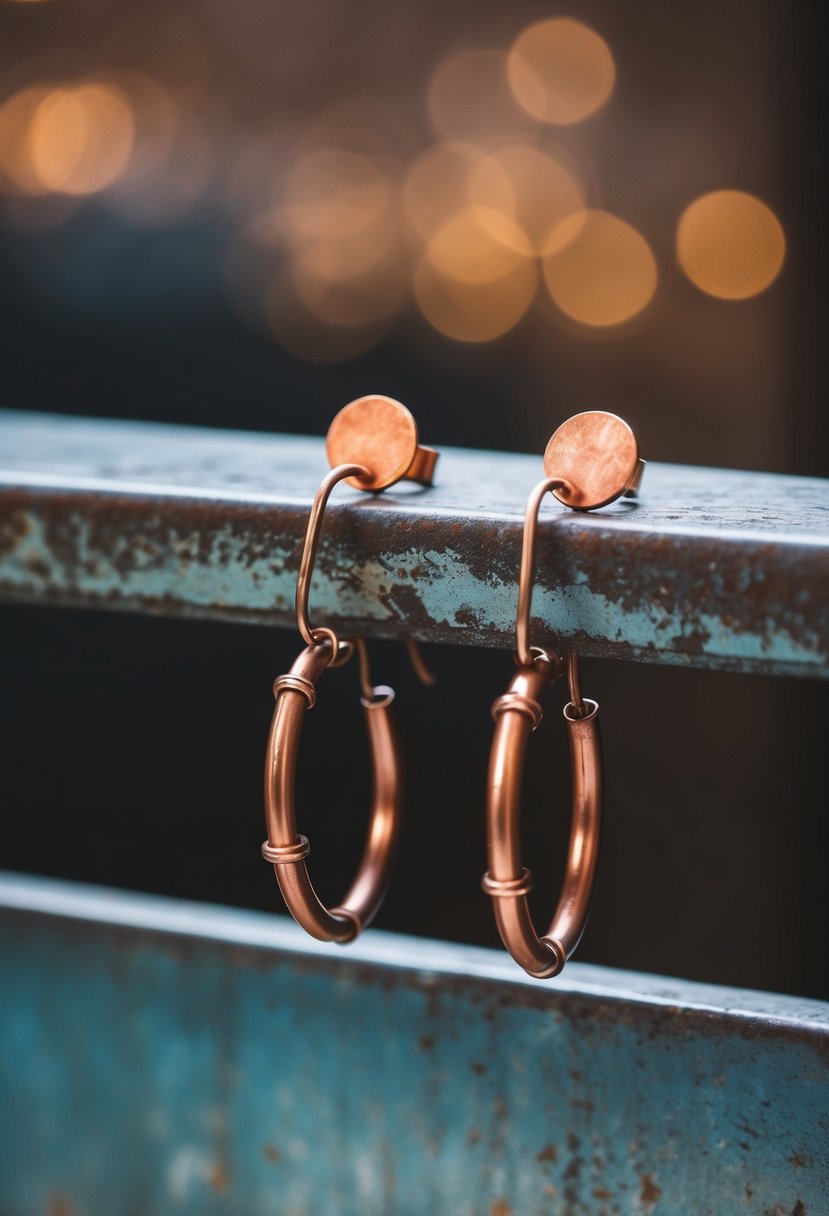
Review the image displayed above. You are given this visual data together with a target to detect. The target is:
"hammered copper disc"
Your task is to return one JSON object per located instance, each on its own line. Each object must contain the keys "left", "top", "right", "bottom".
{"left": 544, "top": 411, "right": 639, "bottom": 510}
{"left": 326, "top": 396, "right": 419, "bottom": 491}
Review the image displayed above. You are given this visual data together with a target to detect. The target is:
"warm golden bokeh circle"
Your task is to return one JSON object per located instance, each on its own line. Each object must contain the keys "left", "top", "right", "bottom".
{"left": 403, "top": 142, "right": 511, "bottom": 241}
{"left": 0, "top": 82, "right": 134, "bottom": 196}
{"left": 28, "top": 83, "right": 134, "bottom": 195}
{"left": 282, "top": 149, "right": 392, "bottom": 243}
{"left": 290, "top": 214, "right": 398, "bottom": 285}
{"left": 469, "top": 142, "right": 585, "bottom": 252}
{"left": 542, "top": 209, "right": 657, "bottom": 327}
{"left": 415, "top": 254, "right": 536, "bottom": 343}
{"left": 0, "top": 87, "right": 53, "bottom": 194}
{"left": 426, "top": 207, "right": 531, "bottom": 285}
{"left": 428, "top": 49, "right": 526, "bottom": 140}
{"left": 508, "top": 18, "right": 616, "bottom": 125}
{"left": 677, "top": 190, "right": 785, "bottom": 299}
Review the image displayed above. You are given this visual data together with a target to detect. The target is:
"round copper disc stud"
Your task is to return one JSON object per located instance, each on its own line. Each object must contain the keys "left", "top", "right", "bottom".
{"left": 325, "top": 395, "right": 421, "bottom": 491}
{"left": 544, "top": 411, "right": 640, "bottom": 510}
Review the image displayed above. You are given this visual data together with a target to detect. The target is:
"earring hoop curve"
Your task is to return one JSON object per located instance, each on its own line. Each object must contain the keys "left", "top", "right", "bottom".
{"left": 263, "top": 637, "right": 402, "bottom": 943}
{"left": 482, "top": 648, "right": 601, "bottom": 978}
{"left": 264, "top": 396, "right": 438, "bottom": 943}
{"left": 483, "top": 469, "right": 602, "bottom": 978}
{"left": 484, "top": 411, "right": 641, "bottom": 978}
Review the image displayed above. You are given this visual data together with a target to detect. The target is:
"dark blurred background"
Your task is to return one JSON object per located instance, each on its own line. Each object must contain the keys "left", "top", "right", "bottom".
{"left": 0, "top": 0, "right": 826, "bottom": 997}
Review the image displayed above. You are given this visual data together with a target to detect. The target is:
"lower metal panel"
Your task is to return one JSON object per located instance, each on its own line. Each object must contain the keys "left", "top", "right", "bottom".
{"left": 1, "top": 875, "right": 826, "bottom": 1216}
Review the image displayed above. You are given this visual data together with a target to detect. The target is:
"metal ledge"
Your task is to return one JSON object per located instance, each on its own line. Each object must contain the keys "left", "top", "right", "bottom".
{"left": 1, "top": 874, "right": 828, "bottom": 1213}
{"left": 1, "top": 410, "right": 827, "bottom": 676}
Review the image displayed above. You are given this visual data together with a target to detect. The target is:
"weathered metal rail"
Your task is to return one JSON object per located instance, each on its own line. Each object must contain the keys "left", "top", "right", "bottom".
{"left": 1, "top": 410, "right": 827, "bottom": 676}
{"left": 1, "top": 873, "right": 826, "bottom": 1216}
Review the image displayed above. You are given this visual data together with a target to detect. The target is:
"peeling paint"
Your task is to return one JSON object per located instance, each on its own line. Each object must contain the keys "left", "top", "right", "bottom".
{"left": 0, "top": 412, "right": 827, "bottom": 678}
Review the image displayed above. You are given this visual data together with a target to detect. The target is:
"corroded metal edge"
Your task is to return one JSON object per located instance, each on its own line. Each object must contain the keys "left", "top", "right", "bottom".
{"left": 2, "top": 874, "right": 827, "bottom": 1214}
{"left": 2, "top": 871, "right": 827, "bottom": 1031}
{"left": 1, "top": 484, "right": 826, "bottom": 677}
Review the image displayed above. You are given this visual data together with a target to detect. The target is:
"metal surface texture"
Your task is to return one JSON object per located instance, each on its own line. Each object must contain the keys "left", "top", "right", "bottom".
{"left": 1, "top": 873, "right": 827, "bottom": 1216}
{"left": 1, "top": 410, "right": 828, "bottom": 677}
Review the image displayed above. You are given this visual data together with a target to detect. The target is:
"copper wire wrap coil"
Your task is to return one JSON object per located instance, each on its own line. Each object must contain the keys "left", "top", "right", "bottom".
{"left": 483, "top": 651, "right": 602, "bottom": 979}
{"left": 263, "top": 638, "right": 403, "bottom": 944}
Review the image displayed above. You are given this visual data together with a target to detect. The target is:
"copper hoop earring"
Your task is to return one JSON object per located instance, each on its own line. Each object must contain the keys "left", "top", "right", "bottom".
{"left": 263, "top": 396, "right": 438, "bottom": 943}
{"left": 483, "top": 412, "right": 644, "bottom": 978}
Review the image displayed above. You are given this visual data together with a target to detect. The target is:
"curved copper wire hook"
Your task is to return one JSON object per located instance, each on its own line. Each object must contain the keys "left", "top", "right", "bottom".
{"left": 267, "top": 398, "right": 439, "bottom": 943}
{"left": 484, "top": 472, "right": 605, "bottom": 978}
{"left": 295, "top": 463, "right": 368, "bottom": 655}
{"left": 515, "top": 476, "right": 571, "bottom": 668}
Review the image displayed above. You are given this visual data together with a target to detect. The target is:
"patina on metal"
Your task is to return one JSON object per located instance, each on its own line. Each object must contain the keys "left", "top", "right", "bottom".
{"left": 1, "top": 410, "right": 827, "bottom": 676}
{"left": 2, "top": 873, "right": 827, "bottom": 1216}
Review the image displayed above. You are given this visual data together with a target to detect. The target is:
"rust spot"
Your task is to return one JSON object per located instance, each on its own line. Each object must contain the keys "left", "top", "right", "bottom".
{"left": 23, "top": 555, "right": 51, "bottom": 579}
{"left": 418, "top": 1034, "right": 435, "bottom": 1051}
{"left": 563, "top": 1155, "right": 583, "bottom": 1182}
{"left": 470, "top": 1060, "right": 487, "bottom": 1075}
{"left": 453, "top": 606, "right": 479, "bottom": 627}
{"left": 0, "top": 509, "right": 32, "bottom": 557}
{"left": 467, "top": 1128, "right": 482, "bottom": 1146}
{"left": 48, "top": 1198, "right": 73, "bottom": 1216}
{"left": 640, "top": 1173, "right": 662, "bottom": 1205}
{"left": 209, "top": 1162, "right": 230, "bottom": 1193}
{"left": 536, "top": 1144, "right": 558, "bottom": 1164}
{"left": 490, "top": 1201, "right": 511, "bottom": 1216}
{"left": 263, "top": 1143, "right": 280, "bottom": 1163}
{"left": 790, "top": 1154, "right": 808, "bottom": 1168}
{"left": 792, "top": 1201, "right": 806, "bottom": 1216}
{"left": 593, "top": 1188, "right": 613, "bottom": 1200}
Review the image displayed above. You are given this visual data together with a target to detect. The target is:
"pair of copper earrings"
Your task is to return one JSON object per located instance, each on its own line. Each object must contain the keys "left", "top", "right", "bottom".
{"left": 261, "top": 396, "right": 643, "bottom": 979}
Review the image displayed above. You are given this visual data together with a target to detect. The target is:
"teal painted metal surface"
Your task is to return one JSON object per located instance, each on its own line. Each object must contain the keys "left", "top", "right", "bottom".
{"left": 1, "top": 874, "right": 827, "bottom": 1215}
{"left": 1, "top": 411, "right": 828, "bottom": 676}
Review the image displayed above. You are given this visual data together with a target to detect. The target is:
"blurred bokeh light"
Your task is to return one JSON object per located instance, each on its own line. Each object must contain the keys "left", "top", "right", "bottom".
{"left": 677, "top": 189, "right": 786, "bottom": 300}
{"left": 415, "top": 252, "right": 537, "bottom": 343}
{"left": 0, "top": 0, "right": 821, "bottom": 475}
{"left": 508, "top": 18, "right": 616, "bottom": 125}
{"left": 542, "top": 209, "right": 657, "bottom": 327}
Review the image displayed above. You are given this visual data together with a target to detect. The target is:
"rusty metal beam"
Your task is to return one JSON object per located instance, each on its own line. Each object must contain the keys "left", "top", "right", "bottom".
{"left": 1, "top": 410, "right": 827, "bottom": 676}
{"left": 1, "top": 873, "right": 828, "bottom": 1214}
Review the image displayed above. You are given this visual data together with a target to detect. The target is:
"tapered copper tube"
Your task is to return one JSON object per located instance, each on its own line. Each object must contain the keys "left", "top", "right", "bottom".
{"left": 483, "top": 652, "right": 602, "bottom": 979}
{"left": 263, "top": 640, "right": 403, "bottom": 943}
